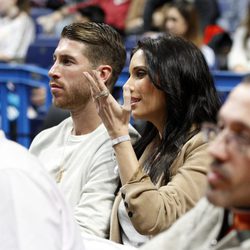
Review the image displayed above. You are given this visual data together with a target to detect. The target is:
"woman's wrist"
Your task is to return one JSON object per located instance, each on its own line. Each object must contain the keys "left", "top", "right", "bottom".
{"left": 112, "top": 135, "right": 130, "bottom": 147}
{"left": 108, "top": 127, "right": 129, "bottom": 139}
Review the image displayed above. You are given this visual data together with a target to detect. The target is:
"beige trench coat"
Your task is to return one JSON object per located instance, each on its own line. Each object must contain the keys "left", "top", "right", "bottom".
{"left": 109, "top": 131, "right": 211, "bottom": 243}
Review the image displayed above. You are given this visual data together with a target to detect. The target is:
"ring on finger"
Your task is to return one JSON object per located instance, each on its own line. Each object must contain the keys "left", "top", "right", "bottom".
{"left": 94, "top": 89, "right": 109, "bottom": 100}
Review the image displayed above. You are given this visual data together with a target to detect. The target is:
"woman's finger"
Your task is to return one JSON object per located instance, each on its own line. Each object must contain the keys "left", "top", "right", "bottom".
{"left": 83, "top": 71, "right": 100, "bottom": 94}
{"left": 122, "top": 85, "right": 131, "bottom": 112}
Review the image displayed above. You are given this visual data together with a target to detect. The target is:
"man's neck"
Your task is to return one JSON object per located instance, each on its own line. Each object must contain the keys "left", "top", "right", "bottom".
{"left": 70, "top": 103, "right": 102, "bottom": 135}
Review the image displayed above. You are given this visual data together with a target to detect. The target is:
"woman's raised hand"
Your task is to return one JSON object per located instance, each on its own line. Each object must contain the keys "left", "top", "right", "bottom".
{"left": 83, "top": 70, "right": 131, "bottom": 139}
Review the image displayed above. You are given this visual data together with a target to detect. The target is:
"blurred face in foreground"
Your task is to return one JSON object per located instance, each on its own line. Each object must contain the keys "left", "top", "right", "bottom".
{"left": 207, "top": 83, "right": 250, "bottom": 209}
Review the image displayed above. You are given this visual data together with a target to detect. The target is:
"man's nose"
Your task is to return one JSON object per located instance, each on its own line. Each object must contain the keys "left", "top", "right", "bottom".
{"left": 48, "top": 62, "right": 59, "bottom": 79}
{"left": 208, "top": 135, "right": 228, "bottom": 162}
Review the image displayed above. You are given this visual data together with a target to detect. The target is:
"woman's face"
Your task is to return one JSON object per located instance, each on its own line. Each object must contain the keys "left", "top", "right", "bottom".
{"left": 124, "top": 49, "right": 167, "bottom": 131}
{"left": 165, "top": 7, "right": 188, "bottom": 37}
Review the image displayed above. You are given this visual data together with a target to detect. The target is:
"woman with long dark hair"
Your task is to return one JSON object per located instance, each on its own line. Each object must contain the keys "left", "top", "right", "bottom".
{"left": 84, "top": 34, "right": 221, "bottom": 247}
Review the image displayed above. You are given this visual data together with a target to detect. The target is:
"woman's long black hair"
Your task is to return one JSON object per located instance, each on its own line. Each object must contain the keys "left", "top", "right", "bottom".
{"left": 132, "top": 34, "right": 221, "bottom": 184}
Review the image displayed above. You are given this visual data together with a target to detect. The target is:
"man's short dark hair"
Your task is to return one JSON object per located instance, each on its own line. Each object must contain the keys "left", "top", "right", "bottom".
{"left": 61, "top": 22, "right": 126, "bottom": 89}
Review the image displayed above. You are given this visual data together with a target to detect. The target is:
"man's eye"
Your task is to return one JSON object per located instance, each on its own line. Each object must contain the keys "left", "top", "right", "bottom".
{"left": 63, "top": 59, "right": 72, "bottom": 65}
{"left": 235, "top": 131, "right": 250, "bottom": 140}
{"left": 217, "top": 123, "right": 224, "bottom": 132}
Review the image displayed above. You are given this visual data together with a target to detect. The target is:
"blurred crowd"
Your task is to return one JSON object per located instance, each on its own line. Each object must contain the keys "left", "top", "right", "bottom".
{"left": 1, "top": 0, "right": 250, "bottom": 72}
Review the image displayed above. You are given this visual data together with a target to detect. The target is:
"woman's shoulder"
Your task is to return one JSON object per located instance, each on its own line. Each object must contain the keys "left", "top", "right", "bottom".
{"left": 185, "top": 130, "right": 205, "bottom": 148}
{"left": 178, "top": 131, "right": 209, "bottom": 164}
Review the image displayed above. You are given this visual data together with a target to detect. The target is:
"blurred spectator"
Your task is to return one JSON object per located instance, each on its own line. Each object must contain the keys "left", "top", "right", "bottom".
{"left": 141, "top": 0, "right": 219, "bottom": 34}
{"left": 227, "top": 3, "right": 250, "bottom": 73}
{"left": 37, "top": 0, "right": 131, "bottom": 36}
{"left": 142, "top": 0, "right": 171, "bottom": 33}
{"left": 0, "top": 0, "right": 35, "bottom": 63}
{"left": 124, "top": 0, "right": 146, "bottom": 35}
{"left": 54, "top": 4, "right": 105, "bottom": 35}
{"left": 163, "top": 0, "right": 216, "bottom": 69}
{"left": 204, "top": 24, "right": 232, "bottom": 70}
{"left": 216, "top": 0, "right": 249, "bottom": 36}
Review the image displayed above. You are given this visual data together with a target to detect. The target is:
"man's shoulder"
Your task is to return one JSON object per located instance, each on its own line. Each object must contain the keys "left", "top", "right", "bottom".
{"left": 30, "top": 117, "right": 72, "bottom": 148}
{"left": 40, "top": 116, "right": 72, "bottom": 135}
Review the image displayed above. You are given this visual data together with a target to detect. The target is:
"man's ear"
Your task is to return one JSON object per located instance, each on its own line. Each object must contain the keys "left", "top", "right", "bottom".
{"left": 97, "top": 65, "right": 112, "bottom": 88}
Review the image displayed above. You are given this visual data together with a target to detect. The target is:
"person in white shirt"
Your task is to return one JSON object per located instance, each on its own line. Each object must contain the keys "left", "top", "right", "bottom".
{"left": 29, "top": 22, "right": 139, "bottom": 238}
{"left": 0, "top": 130, "right": 83, "bottom": 250}
{"left": 0, "top": 0, "right": 35, "bottom": 63}
{"left": 227, "top": 5, "right": 250, "bottom": 73}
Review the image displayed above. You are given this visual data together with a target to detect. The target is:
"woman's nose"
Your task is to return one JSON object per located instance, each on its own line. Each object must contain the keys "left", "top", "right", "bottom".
{"left": 124, "top": 78, "right": 134, "bottom": 92}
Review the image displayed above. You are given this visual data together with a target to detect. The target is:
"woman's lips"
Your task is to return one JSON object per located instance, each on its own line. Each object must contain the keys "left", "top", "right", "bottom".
{"left": 131, "top": 97, "right": 141, "bottom": 105}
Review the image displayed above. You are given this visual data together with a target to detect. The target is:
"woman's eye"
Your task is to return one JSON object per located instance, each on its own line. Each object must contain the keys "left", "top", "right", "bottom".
{"left": 136, "top": 70, "right": 146, "bottom": 78}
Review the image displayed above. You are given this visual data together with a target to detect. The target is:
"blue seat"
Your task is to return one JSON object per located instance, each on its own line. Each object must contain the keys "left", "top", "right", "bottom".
{"left": 25, "top": 35, "right": 59, "bottom": 69}
{"left": 212, "top": 70, "right": 246, "bottom": 102}
{"left": 0, "top": 63, "right": 51, "bottom": 147}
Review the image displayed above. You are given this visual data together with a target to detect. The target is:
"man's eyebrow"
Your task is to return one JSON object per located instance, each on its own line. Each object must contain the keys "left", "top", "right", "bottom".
{"left": 53, "top": 53, "right": 76, "bottom": 61}
{"left": 219, "top": 115, "right": 250, "bottom": 132}
{"left": 61, "top": 54, "right": 75, "bottom": 59}
{"left": 231, "top": 121, "right": 250, "bottom": 132}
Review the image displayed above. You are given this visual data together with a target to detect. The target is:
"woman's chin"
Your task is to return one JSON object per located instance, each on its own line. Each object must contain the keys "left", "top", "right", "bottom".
{"left": 131, "top": 111, "right": 141, "bottom": 120}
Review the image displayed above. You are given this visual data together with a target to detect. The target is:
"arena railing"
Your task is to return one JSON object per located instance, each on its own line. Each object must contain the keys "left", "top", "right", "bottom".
{"left": 0, "top": 63, "right": 51, "bottom": 147}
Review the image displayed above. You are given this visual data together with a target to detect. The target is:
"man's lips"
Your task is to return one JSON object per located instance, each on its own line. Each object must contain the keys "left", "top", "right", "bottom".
{"left": 50, "top": 82, "right": 63, "bottom": 89}
{"left": 207, "top": 167, "right": 227, "bottom": 189}
{"left": 50, "top": 82, "right": 64, "bottom": 96}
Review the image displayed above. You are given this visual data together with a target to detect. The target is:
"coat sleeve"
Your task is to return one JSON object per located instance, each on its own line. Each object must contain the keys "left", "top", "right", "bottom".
{"left": 119, "top": 132, "right": 210, "bottom": 235}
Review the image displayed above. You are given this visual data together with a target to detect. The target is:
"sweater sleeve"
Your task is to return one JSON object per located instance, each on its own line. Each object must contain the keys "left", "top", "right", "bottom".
{"left": 119, "top": 132, "right": 210, "bottom": 235}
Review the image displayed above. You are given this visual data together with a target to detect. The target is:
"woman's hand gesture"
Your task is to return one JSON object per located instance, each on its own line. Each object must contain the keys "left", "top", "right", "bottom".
{"left": 83, "top": 70, "right": 131, "bottom": 139}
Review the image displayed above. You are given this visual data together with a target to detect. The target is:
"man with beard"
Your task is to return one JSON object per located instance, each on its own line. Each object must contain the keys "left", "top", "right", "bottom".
{"left": 29, "top": 22, "right": 138, "bottom": 239}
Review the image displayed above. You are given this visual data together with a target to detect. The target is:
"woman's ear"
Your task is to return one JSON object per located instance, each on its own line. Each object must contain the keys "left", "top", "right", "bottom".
{"left": 97, "top": 65, "right": 112, "bottom": 88}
